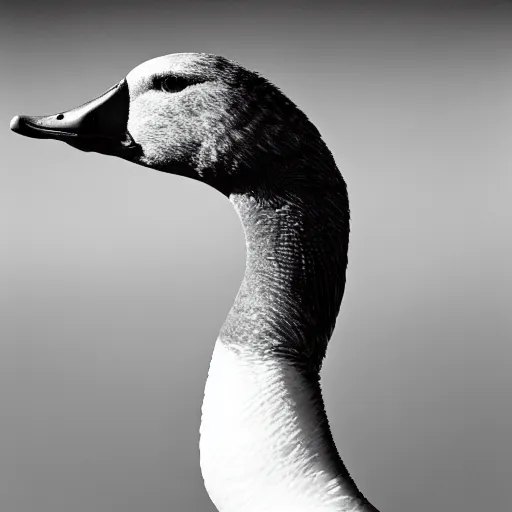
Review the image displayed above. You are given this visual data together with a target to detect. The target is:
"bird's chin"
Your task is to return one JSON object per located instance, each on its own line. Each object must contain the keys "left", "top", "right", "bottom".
{"left": 71, "top": 133, "right": 141, "bottom": 159}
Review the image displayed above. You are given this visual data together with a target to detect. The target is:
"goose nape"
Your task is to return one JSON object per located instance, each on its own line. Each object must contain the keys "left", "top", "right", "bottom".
{"left": 11, "top": 53, "right": 380, "bottom": 512}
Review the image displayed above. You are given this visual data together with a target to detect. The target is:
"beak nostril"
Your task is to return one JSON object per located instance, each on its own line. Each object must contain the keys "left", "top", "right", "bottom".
{"left": 56, "top": 114, "right": 64, "bottom": 120}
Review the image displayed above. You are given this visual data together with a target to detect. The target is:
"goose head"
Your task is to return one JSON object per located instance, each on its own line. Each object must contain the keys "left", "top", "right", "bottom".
{"left": 11, "top": 53, "right": 332, "bottom": 198}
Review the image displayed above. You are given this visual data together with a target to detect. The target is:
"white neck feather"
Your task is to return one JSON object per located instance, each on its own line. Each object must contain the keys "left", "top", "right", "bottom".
{"left": 200, "top": 341, "right": 367, "bottom": 512}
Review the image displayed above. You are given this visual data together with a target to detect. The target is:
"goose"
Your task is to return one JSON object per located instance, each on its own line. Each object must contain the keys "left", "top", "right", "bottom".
{"left": 10, "top": 53, "right": 379, "bottom": 512}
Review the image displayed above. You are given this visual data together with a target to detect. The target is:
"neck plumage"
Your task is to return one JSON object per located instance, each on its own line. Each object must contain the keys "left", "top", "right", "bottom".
{"left": 200, "top": 169, "right": 375, "bottom": 511}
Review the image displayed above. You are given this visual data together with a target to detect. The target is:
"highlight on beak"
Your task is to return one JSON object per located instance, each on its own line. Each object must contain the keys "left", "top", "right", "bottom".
{"left": 10, "top": 79, "right": 140, "bottom": 157}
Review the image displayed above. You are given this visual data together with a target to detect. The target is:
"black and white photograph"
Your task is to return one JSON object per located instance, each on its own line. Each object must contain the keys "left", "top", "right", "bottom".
{"left": 3, "top": 1, "right": 511, "bottom": 511}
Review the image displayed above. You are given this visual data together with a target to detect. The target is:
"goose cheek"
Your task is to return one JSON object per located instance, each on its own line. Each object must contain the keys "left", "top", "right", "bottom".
{"left": 126, "top": 115, "right": 188, "bottom": 170}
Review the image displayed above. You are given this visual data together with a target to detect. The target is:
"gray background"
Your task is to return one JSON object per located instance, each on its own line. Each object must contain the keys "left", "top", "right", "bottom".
{"left": 2, "top": 1, "right": 511, "bottom": 511}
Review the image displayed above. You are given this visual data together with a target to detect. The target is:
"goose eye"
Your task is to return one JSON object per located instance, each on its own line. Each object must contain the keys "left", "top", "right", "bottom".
{"left": 160, "top": 76, "right": 191, "bottom": 93}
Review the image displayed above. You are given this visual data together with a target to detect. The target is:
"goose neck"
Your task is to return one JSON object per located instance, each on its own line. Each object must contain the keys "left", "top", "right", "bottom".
{"left": 199, "top": 182, "right": 375, "bottom": 511}
{"left": 222, "top": 185, "right": 350, "bottom": 373}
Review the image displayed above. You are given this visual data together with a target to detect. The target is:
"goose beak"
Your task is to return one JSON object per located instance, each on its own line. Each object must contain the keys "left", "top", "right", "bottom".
{"left": 10, "top": 79, "right": 140, "bottom": 158}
